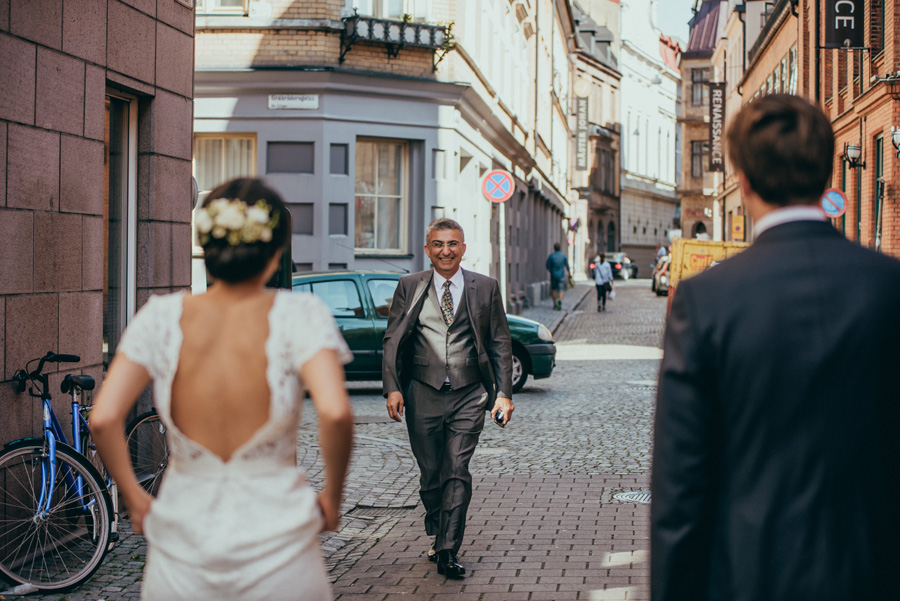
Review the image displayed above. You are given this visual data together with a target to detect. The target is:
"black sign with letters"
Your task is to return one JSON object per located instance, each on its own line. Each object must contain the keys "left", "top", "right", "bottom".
{"left": 708, "top": 83, "right": 725, "bottom": 173}
{"left": 824, "top": 0, "right": 864, "bottom": 48}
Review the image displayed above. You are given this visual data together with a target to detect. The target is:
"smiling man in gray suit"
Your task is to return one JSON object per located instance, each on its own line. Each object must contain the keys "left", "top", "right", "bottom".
{"left": 383, "top": 218, "right": 514, "bottom": 579}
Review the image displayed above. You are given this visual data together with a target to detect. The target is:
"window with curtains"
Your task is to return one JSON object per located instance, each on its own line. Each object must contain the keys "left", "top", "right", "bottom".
{"left": 354, "top": 139, "right": 407, "bottom": 253}
{"left": 193, "top": 134, "right": 257, "bottom": 195}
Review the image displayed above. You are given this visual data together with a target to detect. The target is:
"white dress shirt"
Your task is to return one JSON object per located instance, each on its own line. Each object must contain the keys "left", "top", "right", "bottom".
{"left": 432, "top": 268, "right": 465, "bottom": 318}
{"left": 752, "top": 205, "right": 826, "bottom": 240}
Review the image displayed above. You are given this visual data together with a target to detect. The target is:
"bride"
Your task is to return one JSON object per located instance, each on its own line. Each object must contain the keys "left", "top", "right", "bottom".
{"left": 91, "top": 178, "right": 354, "bottom": 601}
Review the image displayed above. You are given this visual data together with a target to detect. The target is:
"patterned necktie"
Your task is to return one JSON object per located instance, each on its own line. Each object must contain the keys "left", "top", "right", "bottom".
{"left": 441, "top": 280, "right": 454, "bottom": 326}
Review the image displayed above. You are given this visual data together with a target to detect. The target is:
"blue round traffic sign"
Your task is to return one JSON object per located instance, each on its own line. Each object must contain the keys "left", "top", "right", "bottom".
{"left": 820, "top": 188, "right": 847, "bottom": 218}
{"left": 482, "top": 170, "right": 514, "bottom": 203}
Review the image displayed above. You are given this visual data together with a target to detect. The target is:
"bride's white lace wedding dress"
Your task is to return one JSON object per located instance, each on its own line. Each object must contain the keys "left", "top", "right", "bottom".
{"left": 117, "top": 291, "right": 351, "bottom": 601}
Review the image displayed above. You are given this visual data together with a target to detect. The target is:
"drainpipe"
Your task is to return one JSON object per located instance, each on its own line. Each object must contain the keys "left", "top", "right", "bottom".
{"left": 814, "top": 0, "right": 820, "bottom": 103}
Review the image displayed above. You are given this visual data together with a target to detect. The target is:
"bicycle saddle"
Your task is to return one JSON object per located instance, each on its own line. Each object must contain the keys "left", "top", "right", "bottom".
{"left": 61, "top": 374, "right": 96, "bottom": 393}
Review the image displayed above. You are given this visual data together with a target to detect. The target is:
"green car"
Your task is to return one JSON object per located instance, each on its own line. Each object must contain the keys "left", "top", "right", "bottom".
{"left": 291, "top": 270, "right": 556, "bottom": 392}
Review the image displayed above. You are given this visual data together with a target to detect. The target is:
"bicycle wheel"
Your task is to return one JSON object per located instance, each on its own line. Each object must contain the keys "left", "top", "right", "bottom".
{"left": 125, "top": 410, "right": 169, "bottom": 497}
{"left": 0, "top": 441, "right": 112, "bottom": 591}
{"left": 80, "top": 428, "right": 110, "bottom": 488}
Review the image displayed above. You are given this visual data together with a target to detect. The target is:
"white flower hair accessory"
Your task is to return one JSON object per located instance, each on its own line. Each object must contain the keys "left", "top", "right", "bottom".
{"left": 196, "top": 198, "right": 280, "bottom": 246}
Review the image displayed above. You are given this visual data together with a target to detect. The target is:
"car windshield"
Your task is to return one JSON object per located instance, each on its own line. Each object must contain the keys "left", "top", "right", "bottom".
{"left": 367, "top": 278, "right": 400, "bottom": 318}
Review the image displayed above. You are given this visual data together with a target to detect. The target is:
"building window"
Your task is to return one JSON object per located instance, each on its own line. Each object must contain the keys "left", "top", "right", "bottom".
{"left": 874, "top": 134, "right": 884, "bottom": 246}
{"left": 287, "top": 203, "right": 314, "bottom": 235}
{"left": 267, "top": 142, "right": 314, "bottom": 174}
{"left": 193, "top": 134, "right": 256, "bottom": 194}
{"left": 789, "top": 45, "right": 798, "bottom": 94}
{"left": 691, "top": 68, "right": 710, "bottom": 106}
{"left": 329, "top": 203, "right": 348, "bottom": 236}
{"left": 196, "top": 0, "right": 248, "bottom": 15}
{"left": 104, "top": 94, "right": 138, "bottom": 367}
{"left": 330, "top": 144, "right": 349, "bottom": 175}
{"left": 691, "top": 140, "right": 709, "bottom": 178}
{"left": 355, "top": 139, "right": 407, "bottom": 252}
{"left": 871, "top": 0, "right": 885, "bottom": 53}
{"left": 344, "top": 0, "right": 404, "bottom": 18}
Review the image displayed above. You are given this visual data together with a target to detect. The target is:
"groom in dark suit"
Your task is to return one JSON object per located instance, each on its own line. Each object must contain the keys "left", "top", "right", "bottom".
{"left": 652, "top": 94, "right": 900, "bottom": 601}
{"left": 383, "top": 218, "right": 514, "bottom": 579}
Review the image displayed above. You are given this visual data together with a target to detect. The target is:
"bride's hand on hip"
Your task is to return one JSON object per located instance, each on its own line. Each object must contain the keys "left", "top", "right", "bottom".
{"left": 125, "top": 488, "right": 154, "bottom": 535}
{"left": 317, "top": 492, "right": 341, "bottom": 532}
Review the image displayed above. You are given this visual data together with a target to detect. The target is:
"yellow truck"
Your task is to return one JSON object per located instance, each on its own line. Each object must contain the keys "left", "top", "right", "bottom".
{"left": 666, "top": 238, "right": 750, "bottom": 314}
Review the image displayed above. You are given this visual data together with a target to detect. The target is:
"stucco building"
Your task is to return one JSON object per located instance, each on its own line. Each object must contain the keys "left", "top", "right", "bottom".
{"left": 618, "top": 0, "right": 680, "bottom": 270}
{"left": 678, "top": 0, "right": 728, "bottom": 241}
{"left": 1, "top": 0, "right": 196, "bottom": 443}
{"left": 571, "top": 1, "right": 622, "bottom": 271}
{"left": 193, "top": 0, "right": 578, "bottom": 313}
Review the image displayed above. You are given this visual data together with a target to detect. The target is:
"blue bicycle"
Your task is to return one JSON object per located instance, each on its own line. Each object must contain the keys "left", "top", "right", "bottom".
{"left": 0, "top": 352, "right": 115, "bottom": 591}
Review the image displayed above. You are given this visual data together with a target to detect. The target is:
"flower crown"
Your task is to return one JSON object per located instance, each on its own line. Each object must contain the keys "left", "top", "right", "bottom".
{"left": 196, "top": 197, "right": 280, "bottom": 246}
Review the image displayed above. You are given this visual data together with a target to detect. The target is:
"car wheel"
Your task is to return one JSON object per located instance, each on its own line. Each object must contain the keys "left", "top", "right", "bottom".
{"left": 511, "top": 348, "right": 529, "bottom": 393}
{"left": 651, "top": 277, "right": 656, "bottom": 292}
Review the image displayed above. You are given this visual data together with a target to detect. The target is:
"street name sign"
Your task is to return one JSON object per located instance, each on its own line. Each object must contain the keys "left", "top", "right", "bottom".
{"left": 268, "top": 94, "right": 319, "bottom": 110}
{"left": 482, "top": 170, "right": 515, "bottom": 203}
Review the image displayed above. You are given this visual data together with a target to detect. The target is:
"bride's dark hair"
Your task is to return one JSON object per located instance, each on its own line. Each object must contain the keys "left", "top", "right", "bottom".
{"left": 200, "top": 178, "right": 289, "bottom": 283}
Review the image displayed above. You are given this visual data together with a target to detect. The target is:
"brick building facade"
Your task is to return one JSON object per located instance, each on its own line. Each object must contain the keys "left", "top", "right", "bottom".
{"left": 712, "top": 0, "right": 900, "bottom": 259}
{"left": 0, "top": 0, "right": 196, "bottom": 444}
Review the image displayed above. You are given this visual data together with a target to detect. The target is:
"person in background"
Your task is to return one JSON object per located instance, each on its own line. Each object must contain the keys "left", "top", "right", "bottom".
{"left": 651, "top": 94, "right": 900, "bottom": 601}
{"left": 545, "top": 242, "right": 570, "bottom": 311}
{"left": 592, "top": 253, "right": 613, "bottom": 312}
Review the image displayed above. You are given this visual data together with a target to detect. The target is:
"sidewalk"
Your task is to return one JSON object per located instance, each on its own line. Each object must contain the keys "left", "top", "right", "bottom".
{"left": 331, "top": 474, "right": 650, "bottom": 601}
{"left": 519, "top": 282, "right": 593, "bottom": 334}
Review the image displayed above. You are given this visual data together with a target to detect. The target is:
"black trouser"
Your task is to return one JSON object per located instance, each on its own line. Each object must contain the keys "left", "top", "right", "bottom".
{"left": 404, "top": 379, "right": 486, "bottom": 554}
{"left": 596, "top": 283, "right": 608, "bottom": 308}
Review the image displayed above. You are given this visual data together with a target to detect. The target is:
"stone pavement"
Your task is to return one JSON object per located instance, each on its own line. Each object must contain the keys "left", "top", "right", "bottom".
{"left": 13, "top": 278, "right": 666, "bottom": 600}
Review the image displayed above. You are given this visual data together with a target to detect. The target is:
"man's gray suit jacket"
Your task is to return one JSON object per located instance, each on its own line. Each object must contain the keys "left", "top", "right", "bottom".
{"left": 382, "top": 268, "right": 513, "bottom": 410}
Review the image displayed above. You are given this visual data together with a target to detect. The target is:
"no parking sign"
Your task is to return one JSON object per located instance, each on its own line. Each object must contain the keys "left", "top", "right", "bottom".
{"left": 820, "top": 188, "right": 847, "bottom": 219}
{"left": 482, "top": 170, "right": 515, "bottom": 203}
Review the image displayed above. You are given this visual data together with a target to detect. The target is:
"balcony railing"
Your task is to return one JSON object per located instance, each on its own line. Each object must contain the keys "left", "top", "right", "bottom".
{"left": 340, "top": 14, "right": 452, "bottom": 71}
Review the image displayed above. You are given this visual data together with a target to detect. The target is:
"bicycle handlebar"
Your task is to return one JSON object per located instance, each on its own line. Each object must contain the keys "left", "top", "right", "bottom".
{"left": 4, "top": 352, "right": 82, "bottom": 397}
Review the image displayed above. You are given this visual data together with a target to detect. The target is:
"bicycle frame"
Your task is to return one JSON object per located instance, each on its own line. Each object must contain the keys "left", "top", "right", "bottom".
{"left": 35, "top": 382, "right": 99, "bottom": 520}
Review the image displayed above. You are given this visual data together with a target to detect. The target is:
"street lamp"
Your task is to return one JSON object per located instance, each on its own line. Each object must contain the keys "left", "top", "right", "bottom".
{"left": 891, "top": 126, "right": 900, "bottom": 158}
{"left": 843, "top": 142, "right": 865, "bottom": 169}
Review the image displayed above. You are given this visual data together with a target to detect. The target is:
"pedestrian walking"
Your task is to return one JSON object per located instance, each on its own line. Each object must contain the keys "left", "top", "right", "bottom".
{"left": 546, "top": 242, "right": 570, "bottom": 310}
{"left": 382, "top": 218, "right": 514, "bottom": 579}
{"left": 592, "top": 253, "right": 613, "bottom": 311}
{"left": 90, "top": 178, "right": 354, "bottom": 601}
{"left": 652, "top": 95, "right": 900, "bottom": 601}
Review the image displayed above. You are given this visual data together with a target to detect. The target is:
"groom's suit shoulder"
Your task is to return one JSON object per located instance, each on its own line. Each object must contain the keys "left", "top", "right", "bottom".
{"left": 463, "top": 269, "right": 500, "bottom": 287}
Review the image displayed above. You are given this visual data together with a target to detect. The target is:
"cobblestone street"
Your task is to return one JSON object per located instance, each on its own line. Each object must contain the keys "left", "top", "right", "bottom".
{"left": 12, "top": 280, "right": 668, "bottom": 601}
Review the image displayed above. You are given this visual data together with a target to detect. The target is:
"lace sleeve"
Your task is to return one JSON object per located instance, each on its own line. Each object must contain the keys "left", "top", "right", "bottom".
{"left": 115, "top": 295, "right": 163, "bottom": 378}
{"left": 283, "top": 293, "right": 353, "bottom": 372}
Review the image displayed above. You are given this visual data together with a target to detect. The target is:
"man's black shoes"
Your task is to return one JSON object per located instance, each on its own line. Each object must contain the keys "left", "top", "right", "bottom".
{"left": 436, "top": 550, "right": 465, "bottom": 578}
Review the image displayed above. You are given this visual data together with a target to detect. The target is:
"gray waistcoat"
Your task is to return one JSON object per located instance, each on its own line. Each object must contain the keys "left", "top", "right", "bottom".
{"left": 407, "top": 285, "right": 481, "bottom": 391}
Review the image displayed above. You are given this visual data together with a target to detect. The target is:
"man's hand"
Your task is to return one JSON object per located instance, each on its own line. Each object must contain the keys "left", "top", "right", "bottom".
{"left": 387, "top": 391, "right": 405, "bottom": 422}
{"left": 491, "top": 396, "right": 514, "bottom": 427}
